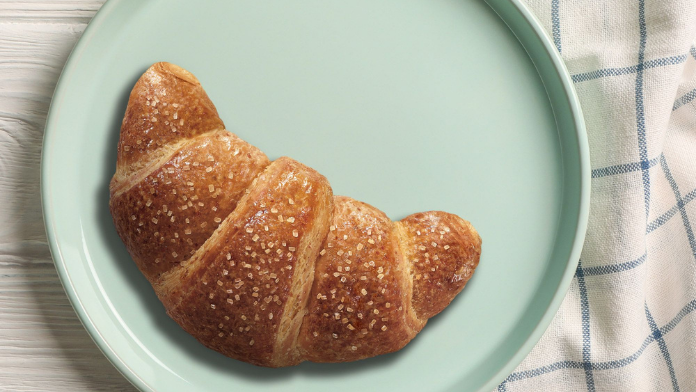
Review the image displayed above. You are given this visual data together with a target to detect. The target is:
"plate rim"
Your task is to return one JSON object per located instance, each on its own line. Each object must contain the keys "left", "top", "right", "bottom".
{"left": 478, "top": 1, "right": 589, "bottom": 390}
{"left": 40, "top": 1, "right": 590, "bottom": 391}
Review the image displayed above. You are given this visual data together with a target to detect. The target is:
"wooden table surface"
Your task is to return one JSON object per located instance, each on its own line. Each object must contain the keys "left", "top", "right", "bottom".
{"left": 0, "top": 1, "right": 134, "bottom": 390}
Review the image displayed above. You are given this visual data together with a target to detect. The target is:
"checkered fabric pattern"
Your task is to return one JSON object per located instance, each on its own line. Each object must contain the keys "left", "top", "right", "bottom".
{"left": 498, "top": 1, "right": 696, "bottom": 391}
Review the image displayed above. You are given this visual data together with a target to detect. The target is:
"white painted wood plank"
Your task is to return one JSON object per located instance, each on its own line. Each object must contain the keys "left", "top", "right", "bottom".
{"left": 0, "top": 1, "right": 104, "bottom": 23}
{"left": 0, "top": 1, "right": 135, "bottom": 390}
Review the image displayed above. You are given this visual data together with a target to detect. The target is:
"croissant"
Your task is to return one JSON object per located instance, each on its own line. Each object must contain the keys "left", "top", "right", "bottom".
{"left": 109, "top": 62, "right": 482, "bottom": 367}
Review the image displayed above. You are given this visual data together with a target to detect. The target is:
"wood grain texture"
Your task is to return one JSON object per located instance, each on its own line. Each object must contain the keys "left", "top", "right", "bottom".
{"left": 0, "top": 0, "right": 135, "bottom": 390}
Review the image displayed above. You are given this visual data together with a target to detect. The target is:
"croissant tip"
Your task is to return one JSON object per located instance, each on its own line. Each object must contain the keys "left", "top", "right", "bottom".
{"left": 150, "top": 62, "right": 200, "bottom": 85}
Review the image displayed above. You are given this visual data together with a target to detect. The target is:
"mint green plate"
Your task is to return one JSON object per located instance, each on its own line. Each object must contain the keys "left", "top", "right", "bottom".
{"left": 41, "top": 1, "right": 589, "bottom": 391}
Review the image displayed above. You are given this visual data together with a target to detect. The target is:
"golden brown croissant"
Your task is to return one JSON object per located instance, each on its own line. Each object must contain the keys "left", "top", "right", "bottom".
{"left": 109, "top": 62, "right": 481, "bottom": 367}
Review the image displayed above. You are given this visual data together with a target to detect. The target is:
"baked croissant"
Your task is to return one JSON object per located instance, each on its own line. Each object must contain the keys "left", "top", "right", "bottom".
{"left": 109, "top": 62, "right": 481, "bottom": 367}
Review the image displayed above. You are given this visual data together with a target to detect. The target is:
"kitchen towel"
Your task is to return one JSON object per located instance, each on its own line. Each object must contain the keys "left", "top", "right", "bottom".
{"left": 501, "top": 1, "right": 696, "bottom": 390}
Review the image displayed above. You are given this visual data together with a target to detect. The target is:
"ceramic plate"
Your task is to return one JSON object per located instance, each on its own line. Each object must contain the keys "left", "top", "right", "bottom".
{"left": 42, "top": 1, "right": 589, "bottom": 391}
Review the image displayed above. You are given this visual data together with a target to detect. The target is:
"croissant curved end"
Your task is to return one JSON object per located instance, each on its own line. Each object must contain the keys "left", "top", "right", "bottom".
{"left": 152, "top": 62, "right": 201, "bottom": 85}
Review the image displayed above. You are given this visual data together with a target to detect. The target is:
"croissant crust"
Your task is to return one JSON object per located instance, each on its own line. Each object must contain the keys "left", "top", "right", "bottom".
{"left": 110, "top": 62, "right": 481, "bottom": 367}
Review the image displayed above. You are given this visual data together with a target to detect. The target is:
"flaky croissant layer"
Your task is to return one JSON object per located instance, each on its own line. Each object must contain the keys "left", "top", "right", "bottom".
{"left": 110, "top": 62, "right": 481, "bottom": 367}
